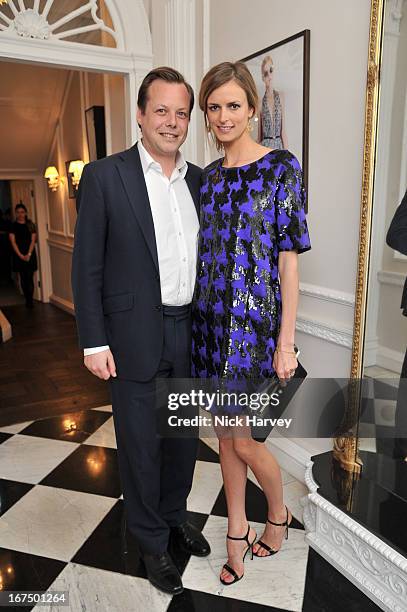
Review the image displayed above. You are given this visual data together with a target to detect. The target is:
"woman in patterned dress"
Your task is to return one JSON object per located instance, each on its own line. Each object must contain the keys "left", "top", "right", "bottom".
{"left": 258, "top": 55, "right": 287, "bottom": 150}
{"left": 192, "top": 62, "right": 311, "bottom": 585}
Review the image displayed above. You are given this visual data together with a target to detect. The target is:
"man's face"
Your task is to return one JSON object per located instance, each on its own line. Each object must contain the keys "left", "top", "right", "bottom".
{"left": 136, "top": 80, "right": 191, "bottom": 160}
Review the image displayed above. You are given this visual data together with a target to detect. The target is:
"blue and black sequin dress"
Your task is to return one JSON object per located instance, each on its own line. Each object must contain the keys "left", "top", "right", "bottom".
{"left": 191, "top": 149, "right": 311, "bottom": 381}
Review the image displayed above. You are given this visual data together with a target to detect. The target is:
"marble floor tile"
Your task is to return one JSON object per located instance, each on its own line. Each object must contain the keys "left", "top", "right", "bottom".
{"left": 0, "top": 479, "right": 33, "bottom": 516}
{"left": 0, "top": 435, "right": 78, "bottom": 484}
{"left": 200, "top": 437, "right": 219, "bottom": 455}
{"left": 92, "top": 404, "right": 113, "bottom": 412}
{"left": 34, "top": 562, "right": 171, "bottom": 612}
{"left": 182, "top": 514, "right": 308, "bottom": 611}
{"left": 0, "top": 420, "right": 33, "bottom": 434}
{"left": 197, "top": 439, "right": 220, "bottom": 463}
{"left": 374, "top": 399, "right": 396, "bottom": 427}
{"left": 167, "top": 588, "right": 290, "bottom": 611}
{"left": 84, "top": 416, "right": 117, "bottom": 449}
{"left": 0, "top": 432, "right": 11, "bottom": 444}
{"left": 0, "top": 485, "right": 115, "bottom": 561}
{"left": 211, "top": 478, "right": 303, "bottom": 531}
{"left": 19, "top": 410, "right": 111, "bottom": 444}
{"left": 0, "top": 547, "right": 65, "bottom": 595}
{"left": 40, "top": 444, "right": 121, "bottom": 498}
{"left": 188, "top": 460, "right": 224, "bottom": 514}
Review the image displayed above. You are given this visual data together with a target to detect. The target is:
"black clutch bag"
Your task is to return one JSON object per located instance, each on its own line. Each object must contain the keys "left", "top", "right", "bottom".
{"left": 247, "top": 361, "right": 307, "bottom": 442}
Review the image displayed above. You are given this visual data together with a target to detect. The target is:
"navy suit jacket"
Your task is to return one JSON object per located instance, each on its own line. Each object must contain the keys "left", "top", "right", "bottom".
{"left": 386, "top": 189, "right": 407, "bottom": 316}
{"left": 71, "top": 143, "right": 201, "bottom": 381}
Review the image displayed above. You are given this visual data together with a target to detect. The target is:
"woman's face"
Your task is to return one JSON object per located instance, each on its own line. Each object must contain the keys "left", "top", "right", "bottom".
{"left": 206, "top": 79, "right": 254, "bottom": 146}
{"left": 262, "top": 60, "right": 273, "bottom": 91}
{"left": 15, "top": 207, "right": 26, "bottom": 223}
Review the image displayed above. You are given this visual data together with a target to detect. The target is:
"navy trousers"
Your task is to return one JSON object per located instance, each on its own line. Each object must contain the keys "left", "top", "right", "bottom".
{"left": 110, "top": 306, "right": 198, "bottom": 554}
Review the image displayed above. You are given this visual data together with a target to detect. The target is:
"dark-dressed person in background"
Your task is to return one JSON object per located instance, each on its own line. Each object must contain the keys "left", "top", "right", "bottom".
{"left": 386, "top": 188, "right": 407, "bottom": 461}
{"left": 192, "top": 62, "right": 311, "bottom": 585}
{"left": 9, "top": 203, "right": 37, "bottom": 308}
{"left": 72, "top": 67, "right": 210, "bottom": 596}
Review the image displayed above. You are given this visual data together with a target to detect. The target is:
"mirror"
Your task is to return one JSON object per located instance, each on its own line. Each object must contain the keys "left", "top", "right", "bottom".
{"left": 352, "top": 0, "right": 407, "bottom": 495}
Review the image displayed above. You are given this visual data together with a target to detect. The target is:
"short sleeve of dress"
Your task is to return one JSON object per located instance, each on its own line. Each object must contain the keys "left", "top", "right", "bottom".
{"left": 275, "top": 154, "right": 311, "bottom": 254}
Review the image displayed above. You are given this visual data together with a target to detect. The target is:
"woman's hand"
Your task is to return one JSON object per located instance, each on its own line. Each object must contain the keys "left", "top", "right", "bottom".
{"left": 273, "top": 348, "right": 297, "bottom": 382}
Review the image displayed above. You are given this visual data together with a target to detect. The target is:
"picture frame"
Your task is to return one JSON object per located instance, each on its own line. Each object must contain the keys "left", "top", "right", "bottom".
{"left": 85, "top": 105, "right": 107, "bottom": 162}
{"left": 241, "top": 30, "right": 310, "bottom": 209}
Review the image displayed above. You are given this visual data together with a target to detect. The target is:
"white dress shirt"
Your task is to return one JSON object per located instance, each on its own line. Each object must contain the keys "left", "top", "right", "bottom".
{"left": 84, "top": 141, "right": 199, "bottom": 356}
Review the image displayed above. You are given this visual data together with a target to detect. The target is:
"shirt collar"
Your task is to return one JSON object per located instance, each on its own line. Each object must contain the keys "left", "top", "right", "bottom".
{"left": 137, "top": 140, "right": 188, "bottom": 179}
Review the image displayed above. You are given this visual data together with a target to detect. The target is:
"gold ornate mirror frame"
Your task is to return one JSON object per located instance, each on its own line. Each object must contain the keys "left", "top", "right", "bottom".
{"left": 333, "top": 0, "right": 385, "bottom": 472}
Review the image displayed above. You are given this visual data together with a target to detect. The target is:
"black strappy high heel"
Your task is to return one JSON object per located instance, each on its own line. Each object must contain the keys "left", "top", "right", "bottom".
{"left": 220, "top": 524, "right": 256, "bottom": 585}
{"left": 253, "top": 505, "right": 291, "bottom": 557}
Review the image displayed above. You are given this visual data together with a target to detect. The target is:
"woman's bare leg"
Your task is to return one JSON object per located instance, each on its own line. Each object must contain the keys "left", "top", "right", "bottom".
{"left": 218, "top": 436, "right": 256, "bottom": 582}
{"left": 233, "top": 437, "right": 291, "bottom": 556}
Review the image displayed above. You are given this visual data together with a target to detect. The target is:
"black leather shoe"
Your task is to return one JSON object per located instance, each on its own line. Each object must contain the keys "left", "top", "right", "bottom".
{"left": 170, "top": 522, "right": 211, "bottom": 557}
{"left": 143, "top": 552, "right": 183, "bottom": 595}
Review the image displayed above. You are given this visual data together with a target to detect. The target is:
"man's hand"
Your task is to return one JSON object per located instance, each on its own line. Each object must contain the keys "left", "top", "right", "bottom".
{"left": 84, "top": 349, "right": 117, "bottom": 380}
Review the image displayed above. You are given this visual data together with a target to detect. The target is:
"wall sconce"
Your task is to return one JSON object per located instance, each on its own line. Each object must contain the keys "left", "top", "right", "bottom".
{"left": 44, "top": 166, "right": 61, "bottom": 192}
{"left": 68, "top": 160, "right": 85, "bottom": 189}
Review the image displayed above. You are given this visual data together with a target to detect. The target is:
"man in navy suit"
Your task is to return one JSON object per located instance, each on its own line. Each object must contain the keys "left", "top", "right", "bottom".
{"left": 72, "top": 67, "right": 210, "bottom": 595}
{"left": 386, "top": 189, "right": 407, "bottom": 460}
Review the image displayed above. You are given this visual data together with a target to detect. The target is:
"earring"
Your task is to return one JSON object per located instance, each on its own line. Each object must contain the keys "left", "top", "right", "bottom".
{"left": 247, "top": 117, "right": 254, "bottom": 133}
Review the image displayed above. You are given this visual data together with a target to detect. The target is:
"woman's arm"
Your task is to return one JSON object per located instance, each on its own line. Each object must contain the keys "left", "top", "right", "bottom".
{"left": 27, "top": 232, "right": 37, "bottom": 259}
{"left": 274, "top": 250, "right": 299, "bottom": 379}
{"left": 9, "top": 233, "right": 25, "bottom": 260}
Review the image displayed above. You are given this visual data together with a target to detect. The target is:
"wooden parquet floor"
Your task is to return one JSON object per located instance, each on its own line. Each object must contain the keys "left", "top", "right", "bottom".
{"left": 0, "top": 303, "right": 110, "bottom": 426}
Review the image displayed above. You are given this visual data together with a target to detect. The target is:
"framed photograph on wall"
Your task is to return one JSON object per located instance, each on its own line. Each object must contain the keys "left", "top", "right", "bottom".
{"left": 65, "top": 160, "right": 76, "bottom": 199}
{"left": 241, "top": 30, "right": 310, "bottom": 209}
{"left": 85, "top": 106, "right": 107, "bottom": 162}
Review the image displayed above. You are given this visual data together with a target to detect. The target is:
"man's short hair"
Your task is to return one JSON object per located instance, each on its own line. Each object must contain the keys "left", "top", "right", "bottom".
{"left": 137, "top": 66, "right": 194, "bottom": 115}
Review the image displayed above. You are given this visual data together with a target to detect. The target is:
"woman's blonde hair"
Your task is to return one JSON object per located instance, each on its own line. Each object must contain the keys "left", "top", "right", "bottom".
{"left": 261, "top": 55, "right": 274, "bottom": 75}
{"left": 199, "top": 61, "right": 259, "bottom": 152}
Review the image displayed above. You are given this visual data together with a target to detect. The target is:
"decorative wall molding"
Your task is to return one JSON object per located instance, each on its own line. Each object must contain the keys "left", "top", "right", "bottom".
{"left": 377, "top": 270, "right": 406, "bottom": 288}
{"left": 299, "top": 282, "right": 355, "bottom": 307}
{"left": 303, "top": 461, "right": 407, "bottom": 611}
{"left": 164, "top": 0, "right": 197, "bottom": 163}
{"left": 49, "top": 294, "right": 74, "bottom": 315}
{"left": 0, "top": 0, "right": 152, "bottom": 55}
{"left": 376, "top": 345, "right": 404, "bottom": 374}
{"left": 296, "top": 315, "right": 353, "bottom": 348}
{"left": 267, "top": 433, "right": 312, "bottom": 484}
{"left": 48, "top": 239, "right": 73, "bottom": 254}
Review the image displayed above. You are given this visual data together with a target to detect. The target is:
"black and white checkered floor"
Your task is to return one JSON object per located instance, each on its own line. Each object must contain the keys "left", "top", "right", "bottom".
{"left": 0, "top": 405, "right": 381, "bottom": 612}
{"left": 359, "top": 374, "right": 400, "bottom": 455}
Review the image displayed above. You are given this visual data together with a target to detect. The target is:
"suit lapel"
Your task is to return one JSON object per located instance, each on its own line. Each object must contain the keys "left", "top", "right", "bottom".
{"left": 115, "top": 144, "right": 159, "bottom": 272}
{"left": 185, "top": 170, "right": 200, "bottom": 217}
